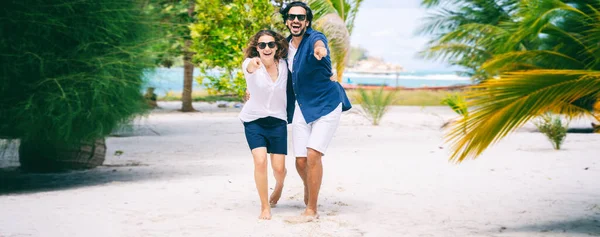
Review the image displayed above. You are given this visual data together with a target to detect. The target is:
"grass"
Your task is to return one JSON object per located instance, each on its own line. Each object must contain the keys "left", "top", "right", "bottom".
{"left": 157, "top": 90, "right": 242, "bottom": 103}
{"left": 158, "top": 89, "right": 462, "bottom": 106}
{"left": 347, "top": 89, "right": 460, "bottom": 106}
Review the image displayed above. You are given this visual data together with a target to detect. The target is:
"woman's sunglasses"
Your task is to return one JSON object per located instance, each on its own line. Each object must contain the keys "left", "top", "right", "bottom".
{"left": 257, "top": 41, "right": 276, "bottom": 49}
{"left": 287, "top": 14, "right": 306, "bottom": 21}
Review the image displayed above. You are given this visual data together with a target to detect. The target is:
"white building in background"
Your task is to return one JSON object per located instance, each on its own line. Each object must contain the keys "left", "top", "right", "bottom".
{"left": 346, "top": 57, "right": 404, "bottom": 74}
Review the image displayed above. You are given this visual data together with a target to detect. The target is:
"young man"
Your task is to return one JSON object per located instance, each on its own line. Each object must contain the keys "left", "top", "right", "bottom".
{"left": 280, "top": 1, "right": 352, "bottom": 221}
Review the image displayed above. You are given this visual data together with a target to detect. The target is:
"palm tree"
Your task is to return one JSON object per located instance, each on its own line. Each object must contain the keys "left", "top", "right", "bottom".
{"left": 308, "top": 0, "right": 364, "bottom": 82}
{"left": 418, "top": 0, "right": 519, "bottom": 82}
{"left": 444, "top": 0, "right": 600, "bottom": 162}
{"left": 182, "top": 0, "right": 196, "bottom": 112}
{"left": 150, "top": 0, "right": 197, "bottom": 112}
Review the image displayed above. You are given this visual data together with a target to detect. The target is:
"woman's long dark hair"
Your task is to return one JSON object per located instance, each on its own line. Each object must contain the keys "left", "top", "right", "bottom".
{"left": 244, "top": 30, "right": 288, "bottom": 60}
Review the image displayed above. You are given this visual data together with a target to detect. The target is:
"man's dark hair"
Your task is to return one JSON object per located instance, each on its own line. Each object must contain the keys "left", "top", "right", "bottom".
{"left": 279, "top": 1, "right": 313, "bottom": 27}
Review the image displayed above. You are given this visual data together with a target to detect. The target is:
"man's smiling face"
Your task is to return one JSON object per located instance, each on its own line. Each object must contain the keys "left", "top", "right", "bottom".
{"left": 286, "top": 6, "right": 309, "bottom": 37}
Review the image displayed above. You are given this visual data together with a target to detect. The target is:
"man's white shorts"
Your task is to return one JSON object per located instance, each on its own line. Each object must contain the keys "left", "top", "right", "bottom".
{"left": 292, "top": 102, "right": 342, "bottom": 157}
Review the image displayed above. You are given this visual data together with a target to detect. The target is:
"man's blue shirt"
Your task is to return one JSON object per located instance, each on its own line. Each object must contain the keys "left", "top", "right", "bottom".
{"left": 286, "top": 28, "right": 351, "bottom": 124}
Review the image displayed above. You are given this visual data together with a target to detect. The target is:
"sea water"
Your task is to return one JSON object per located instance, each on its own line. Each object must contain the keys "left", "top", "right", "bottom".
{"left": 142, "top": 68, "right": 472, "bottom": 96}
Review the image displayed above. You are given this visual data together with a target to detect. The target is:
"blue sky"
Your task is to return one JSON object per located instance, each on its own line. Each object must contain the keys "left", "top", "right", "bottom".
{"left": 350, "top": 0, "right": 454, "bottom": 71}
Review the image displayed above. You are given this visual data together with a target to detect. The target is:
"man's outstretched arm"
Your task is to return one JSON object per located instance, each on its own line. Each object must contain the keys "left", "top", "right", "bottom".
{"left": 313, "top": 40, "right": 328, "bottom": 60}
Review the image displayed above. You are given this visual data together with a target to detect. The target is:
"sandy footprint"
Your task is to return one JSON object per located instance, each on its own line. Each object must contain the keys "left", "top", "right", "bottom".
{"left": 326, "top": 210, "right": 339, "bottom": 216}
{"left": 283, "top": 214, "right": 320, "bottom": 224}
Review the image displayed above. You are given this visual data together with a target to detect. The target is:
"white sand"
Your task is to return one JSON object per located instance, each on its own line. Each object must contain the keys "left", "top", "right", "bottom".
{"left": 1, "top": 101, "right": 599, "bottom": 237}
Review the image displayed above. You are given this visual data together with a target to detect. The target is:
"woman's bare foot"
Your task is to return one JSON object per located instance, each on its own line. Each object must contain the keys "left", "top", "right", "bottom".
{"left": 259, "top": 207, "right": 272, "bottom": 220}
{"left": 269, "top": 183, "right": 284, "bottom": 207}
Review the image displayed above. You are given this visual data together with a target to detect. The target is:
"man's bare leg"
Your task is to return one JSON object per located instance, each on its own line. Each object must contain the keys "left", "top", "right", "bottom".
{"left": 295, "top": 157, "right": 309, "bottom": 205}
{"left": 303, "top": 148, "right": 322, "bottom": 218}
{"left": 252, "top": 148, "right": 271, "bottom": 220}
{"left": 269, "top": 154, "right": 287, "bottom": 207}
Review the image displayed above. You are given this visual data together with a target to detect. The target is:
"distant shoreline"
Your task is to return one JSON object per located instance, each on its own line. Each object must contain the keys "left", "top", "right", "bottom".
{"left": 143, "top": 68, "right": 472, "bottom": 96}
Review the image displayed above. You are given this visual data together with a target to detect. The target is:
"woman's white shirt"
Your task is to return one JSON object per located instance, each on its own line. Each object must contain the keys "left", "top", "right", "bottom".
{"left": 239, "top": 58, "right": 288, "bottom": 122}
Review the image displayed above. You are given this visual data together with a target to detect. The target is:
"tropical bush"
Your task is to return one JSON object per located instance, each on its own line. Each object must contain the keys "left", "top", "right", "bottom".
{"left": 191, "top": 0, "right": 282, "bottom": 99}
{"left": 356, "top": 87, "right": 395, "bottom": 125}
{"left": 534, "top": 114, "right": 568, "bottom": 150}
{"left": 0, "top": 0, "right": 156, "bottom": 171}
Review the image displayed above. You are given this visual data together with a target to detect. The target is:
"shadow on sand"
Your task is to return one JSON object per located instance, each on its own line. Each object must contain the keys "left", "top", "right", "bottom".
{"left": 0, "top": 164, "right": 180, "bottom": 195}
{"left": 497, "top": 218, "right": 600, "bottom": 235}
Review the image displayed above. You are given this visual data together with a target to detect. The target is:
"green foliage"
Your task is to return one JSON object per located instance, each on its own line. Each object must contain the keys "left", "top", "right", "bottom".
{"left": 356, "top": 87, "right": 395, "bottom": 125}
{"left": 308, "top": 0, "right": 364, "bottom": 81}
{"left": 441, "top": 93, "right": 468, "bottom": 117}
{"left": 199, "top": 71, "right": 247, "bottom": 98}
{"left": 447, "top": 70, "right": 600, "bottom": 161}
{"left": 417, "top": 0, "right": 600, "bottom": 161}
{"left": 442, "top": 93, "right": 469, "bottom": 133}
{"left": 309, "top": 0, "right": 364, "bottom": 35}
{"left": 534, "top": 114, "right": 568, "bottom": 150}
{"left": 146, "top": 0, "right": 192, "bottom": 67}
{"left": 346, "top": 89, "right": 458, "bottom": 106}
{"left": 0, "top": 0, "right": 156, "bottom": 144}
{"left": 418, "top": 0, "right": 519, "bottom": 82}
{"left": 156, "top": 89, "right": 241, "bottom": 102}
{"left": 191, "top": 0, "right": 282, "bottom": 98}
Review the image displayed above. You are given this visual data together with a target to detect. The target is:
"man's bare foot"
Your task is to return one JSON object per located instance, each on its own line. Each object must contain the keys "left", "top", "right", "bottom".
{"left": 283, "top": 208, "right": 319, "bottom": 224}
{"left": 303, "top": 186, "right": 309, "bottom": 205}
{"left": 259, "top": 207, "right": 272, "bottom": 220}
{"left": 269, "top": 183, "right": 284, "bottom": 207}
{"left": 302, "top": 208, "right": 319, "bottom": 218}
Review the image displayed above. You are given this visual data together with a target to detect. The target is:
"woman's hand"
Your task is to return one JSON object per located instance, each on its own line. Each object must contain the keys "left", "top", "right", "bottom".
{"left": 246, "top": 57, "right": 262, "bottom": 73}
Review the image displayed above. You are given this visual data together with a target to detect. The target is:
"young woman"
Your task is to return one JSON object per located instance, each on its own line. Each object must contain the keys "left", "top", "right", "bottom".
{"left": 239, "top": 30, "right": 289, "bottom": 220}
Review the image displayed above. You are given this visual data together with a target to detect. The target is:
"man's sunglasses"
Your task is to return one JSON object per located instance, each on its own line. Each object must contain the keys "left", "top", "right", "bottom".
{"left": 287, "top": 14, "right": 306, "bottom": 21}
{"left": 258, "top": 41, "right": 276, "bottom": 49}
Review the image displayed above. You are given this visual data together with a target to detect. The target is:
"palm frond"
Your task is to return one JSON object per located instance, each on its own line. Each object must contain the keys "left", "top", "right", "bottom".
{"left": 442, "top": 93, "right": 469, "bottom": 116}
{"left": 313, "top": 13, "right": 349, "bottom": 81}
{"left": 419, "top": 43, "right": 490, "bottom": 65}
{"left": 309, "top": 0, "right": 363, "bottom": 81}
{"left": 435, "top": 23, "right": 513, "bottom": 55}
{"left": 420, "top": 0, "right": 462, "bottom": 8}
{"left": 582, "top": 22, "right": 600, "bottom": 69}
{"left": 507, "top": 0, "right": 593, "bottom": 50}
{"left": 344, "top": 0, "right": 363, "bottom": 35}
{"left": 308, "top": 0, "right": 337, "bottom": 22}
{"left": 308, "top": 0, "right": 363, "bottom": 35}
{"left": 416, "top": 8, "right": 466, "bottom": 37}
{"left": 446, "top": 70, "right": 600, "bottom": 162}
{"left": 482, "top": 50, "right": 586, "bottom": 73}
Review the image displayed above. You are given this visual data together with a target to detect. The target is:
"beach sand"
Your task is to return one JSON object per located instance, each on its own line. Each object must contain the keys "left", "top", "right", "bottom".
{"left": 1, "top": 101, "right": 599, "bottom": 237}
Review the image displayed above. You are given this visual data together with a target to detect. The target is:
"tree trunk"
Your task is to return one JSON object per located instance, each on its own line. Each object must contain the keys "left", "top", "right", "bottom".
{"left": 19, "top": 138, "right": 106, "bottom": 172}
{"left": 181, "top": 0, "right": 196, "bottom": 112}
